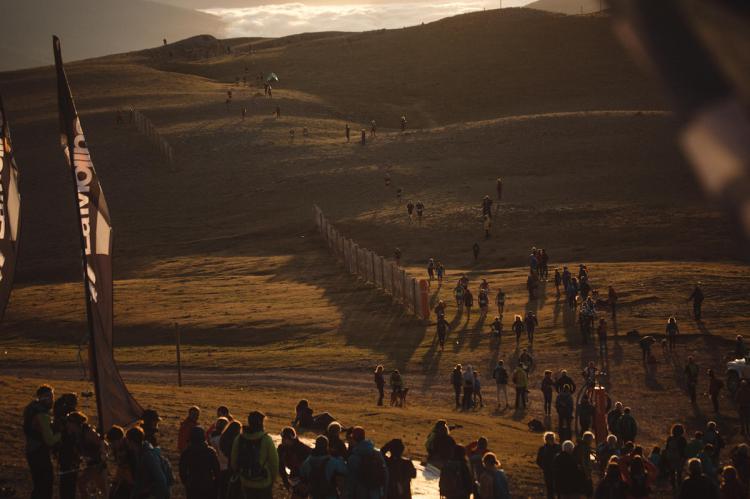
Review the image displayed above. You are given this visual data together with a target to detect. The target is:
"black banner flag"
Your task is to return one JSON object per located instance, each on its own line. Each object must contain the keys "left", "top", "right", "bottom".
{"left": 53, "top": 36, "right": 143, "bottom": 429}
{"left": 0, "top": 95, "right": 21, "bottom": 322}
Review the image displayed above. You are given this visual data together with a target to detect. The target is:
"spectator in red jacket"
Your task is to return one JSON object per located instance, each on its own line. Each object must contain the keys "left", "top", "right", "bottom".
{"left": 178, "top": 406, "right": 201, "bottom": 453}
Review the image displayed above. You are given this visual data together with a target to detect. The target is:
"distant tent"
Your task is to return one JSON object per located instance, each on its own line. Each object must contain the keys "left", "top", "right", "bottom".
{"left": 266, "top": 72, "right": 279, "bottom": 83}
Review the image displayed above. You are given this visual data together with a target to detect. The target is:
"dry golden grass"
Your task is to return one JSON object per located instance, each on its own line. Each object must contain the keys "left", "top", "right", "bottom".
{"left": 0, "top": 7, "right": 747, "bottom": 497}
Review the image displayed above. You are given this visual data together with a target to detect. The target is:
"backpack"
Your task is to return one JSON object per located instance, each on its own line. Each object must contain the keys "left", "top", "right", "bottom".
{"left": 629, "top": 470, "right": 650, "bottom": 497}
{"left": 493, "top": 367, "right": 508, "bottom": 385}
{"left": 236, "top": 436, "right": 268, "bottom": 482}
{"left": 154, "top": 448, "right": 175, "bottom": 488}
{"left": 360, "top": 450, "right": 386, "bottom": 489}
{"left": 308, "top": 457, "right": 337, "bottom": 498}
{"left": 142, "top": 446, "right": 174, "bottom": 490}
{"left": 439, "top": 461, "right": 466, "bottom": 498}
{"left": 664, "top": 437, "right": 682, "bottom": 466}
{"left": 478, "top": 469, "right": 495, "bottom": 499}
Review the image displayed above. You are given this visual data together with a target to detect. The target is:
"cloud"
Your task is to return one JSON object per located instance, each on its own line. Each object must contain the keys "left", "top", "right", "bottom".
{"left": 202, "top": 2, "right": 523, "bottom": 38}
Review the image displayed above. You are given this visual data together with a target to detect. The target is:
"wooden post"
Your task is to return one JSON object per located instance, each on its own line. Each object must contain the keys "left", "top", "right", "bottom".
{"left": 175, "top": 323, "right": 182, "bottom": 387}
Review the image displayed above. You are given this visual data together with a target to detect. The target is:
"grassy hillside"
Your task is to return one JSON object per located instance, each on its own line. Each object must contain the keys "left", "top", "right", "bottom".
{"left": 0, "top": 0, "right": 224, "bottom": 71}
{"left": 0, "top": 7, "right": 746, "bottom": 497}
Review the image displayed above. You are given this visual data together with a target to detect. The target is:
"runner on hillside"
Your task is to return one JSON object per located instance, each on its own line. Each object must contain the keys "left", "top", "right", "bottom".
{"left": 400, "top": 115, "right": 407, "bottom": 132}
{"left": 406, "top": 201, "right": 414, "bottom": 223}
{"left": 608, "top": 286, "right": 618, "bottom": 319}
{"left": 427, "top": 258, "right": 435, "bottom": 282}
{"left": 492, "top": 361, "right": 509, "bottom": 408}
{"left": 524, "top": 311, "right": 538, "bottom": 344}
{"left": 437, "top": 316, "right": 449, "bottom": 351}
{"left": 512, "top": 315, "right": 524, "bottom": 347}
{"left": 454, "top": 282, "right": 465, "bottom": 311}
{"left": 436, "top": 261, "right": 445, "bottom": 284}
{"left": 479, "top": 290, "right": 489, "bottom": 320}
{"left": 688, "top": 283, "right": 704, "bottom": 321}
{"left": 482, "top": 195, "right": 493, "bottom": 218}
{"left": 495, "top": 288, "right": 506, "bottom": 319}
{"left": 464, "top": 288, "right": 474, "bottom": 321}
{"left": 415, "top": 201, "right": 424, "bottom": 224}
{"left": 666, "top": 317, "right": 680, "bottom": 352}
{"left": 370, "top": 120, "right": 377, "bottom": 137}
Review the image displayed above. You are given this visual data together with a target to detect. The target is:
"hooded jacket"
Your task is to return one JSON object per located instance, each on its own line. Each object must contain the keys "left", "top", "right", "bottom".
{"left": 230, "top": 430, "right": 279, "bottom": 490}
{"left": 345, "top": 439, "right": 388, "bottom": 499}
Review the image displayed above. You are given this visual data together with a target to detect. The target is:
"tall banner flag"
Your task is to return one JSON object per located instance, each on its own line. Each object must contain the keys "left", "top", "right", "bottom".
{"left": 53, "top": 36, "right": 143, "bottom": 429}
{"left": 0, "top": 95, "right": 21, "bottom": 322}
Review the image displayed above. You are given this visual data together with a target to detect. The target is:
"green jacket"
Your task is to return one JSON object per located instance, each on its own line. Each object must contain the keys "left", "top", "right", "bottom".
{"left": 230, "top": 430, "right": 279, "bottom": 489}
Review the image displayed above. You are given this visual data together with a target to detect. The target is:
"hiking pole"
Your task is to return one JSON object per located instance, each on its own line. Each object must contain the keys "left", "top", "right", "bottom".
{"left": 175, "top": 322, "right": 182, "bottom": 387}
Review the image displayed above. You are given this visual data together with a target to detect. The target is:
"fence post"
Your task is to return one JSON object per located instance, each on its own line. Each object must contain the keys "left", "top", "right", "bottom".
{"left": 413, "top": 278, "right": 419, "bottom": 316}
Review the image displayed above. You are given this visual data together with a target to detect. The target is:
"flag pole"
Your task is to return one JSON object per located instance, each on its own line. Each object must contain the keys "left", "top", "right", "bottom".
{"left": 53, "top": 35, "right": 105, "bottom": 429}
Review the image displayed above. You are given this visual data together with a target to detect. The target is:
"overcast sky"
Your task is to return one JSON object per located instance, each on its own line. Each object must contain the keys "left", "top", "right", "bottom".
{"left": 202, "top": 1, "right": 531, "bottom": 38}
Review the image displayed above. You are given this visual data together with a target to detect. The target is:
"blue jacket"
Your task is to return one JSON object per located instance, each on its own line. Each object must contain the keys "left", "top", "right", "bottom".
{"left": 346, "top": 440, "right": 388, "bottom": 499}
{"left": 300, "top": 454, "right": 348, "bottom": 499}
{"left": 131, "top": 443, "right": 171, "bottom": 499}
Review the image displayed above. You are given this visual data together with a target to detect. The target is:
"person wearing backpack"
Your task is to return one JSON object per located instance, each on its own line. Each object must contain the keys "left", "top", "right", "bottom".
{"left": 230, "top": 411, "right": 279, "bottom": 499}
{"left": 478, "top": 452, "right": 510, "bottom": 499}
{"left": 492, "top": 361, "right": 509, "bottom": 409}
{"left": 23, "top": 384, "right": 60, "bottom": 499}
{"left": 300, "top": 436, "right": 348, "bottom": 499}
{"left": 381, "top": 439, "right": 416, "bottom": 499}
{"left": 524, "top": 312, "right": 538, "bottom": 344}
{"left": 131, "top": 426, "right": 173, "bottom": 499}
{"left": 179, "top": 426, "right": 220, "bottom": 499}
{"left": 345, "top": 427, "right": 387, "bottom": 498}
{"left": 439, "top": 445, "right": 473, "bottom": 499}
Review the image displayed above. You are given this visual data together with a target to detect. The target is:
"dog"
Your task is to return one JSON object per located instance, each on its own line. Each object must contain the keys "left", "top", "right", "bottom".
{"left": 390, "top": 388, "right": 409, "bottom": 407}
